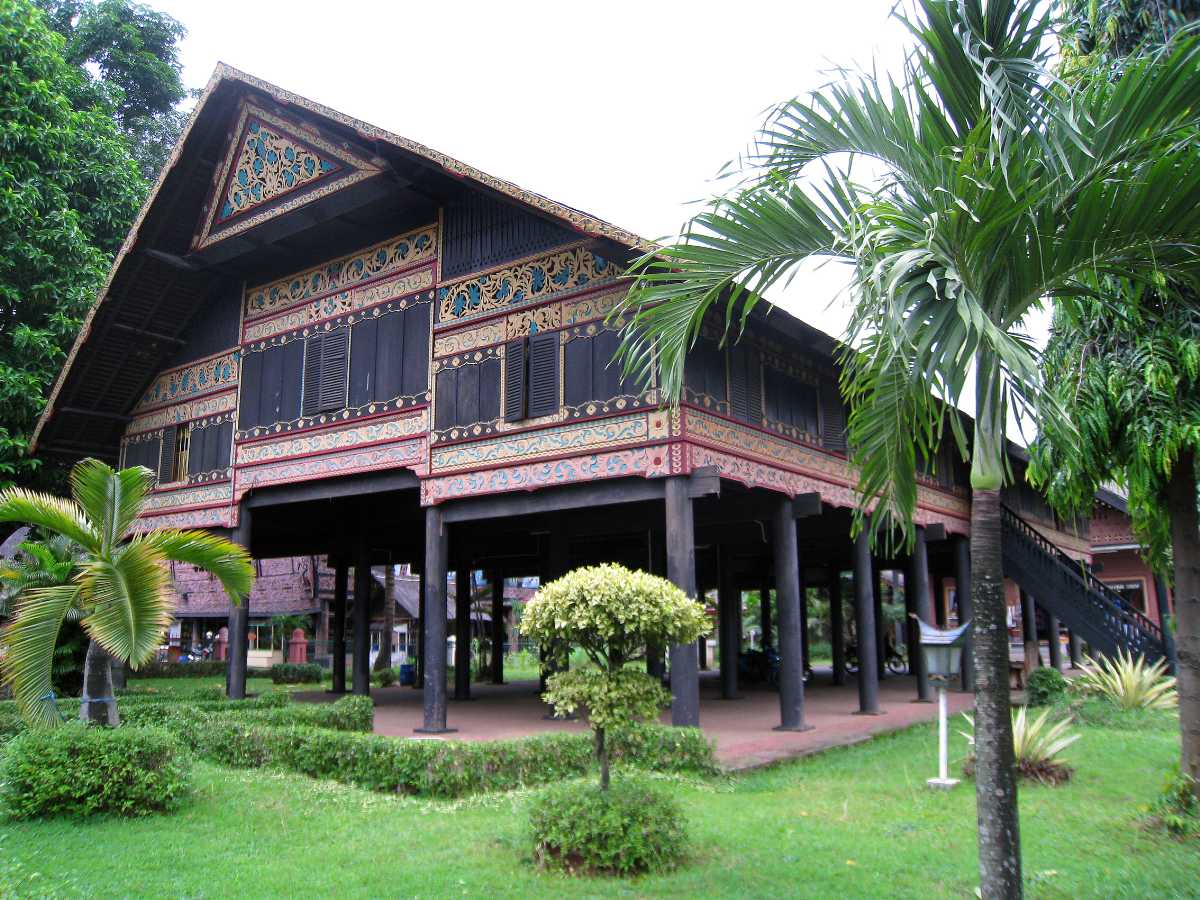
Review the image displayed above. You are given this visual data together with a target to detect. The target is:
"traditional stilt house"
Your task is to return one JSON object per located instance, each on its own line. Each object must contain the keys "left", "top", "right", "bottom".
{"left": 31, "top": 65, "right": 1169, "bottom": 732}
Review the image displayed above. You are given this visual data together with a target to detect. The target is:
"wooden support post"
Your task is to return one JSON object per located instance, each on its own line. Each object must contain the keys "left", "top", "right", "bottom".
{"left": 908, "top": 526, "right": 933, "bottom": 702}
{"left": 665, "top": 477, "right": 700, "bottom": 727}
{"left": 774, "top": 495, "right": 811, "bottom": 731}
{"left": 454, "top": 568, "right": 472, "bottom": 700}
{"left": 490, "top": 570, "right": 505, "bottom": 684}
{"left": 954, "top": 535, "right": 974, "bottom": 692}
{"left": 718, "top": 548, "right": 740, "bottom": 700}
{"left": 1020, "top": 588, "right": 1040, "bottom": 674}
{"left": 1068, "top": 630, "right": 1082, "bottom": 669}
{"left": 934, "top": 574, "right": 947, "bottom": 627}
{"left": 1047, "top": 612, "right": 1063, "bottom": 671}
{"left": 352, "top": 544, "right": 371, "bottom": 696}
{"left": 413, "top": 570, "right": 425, "bottom": 690}
{"left": 873, "top": 559, "right": 886, "bottom": 678}
{"left": 418, "top": 505, "right": 453, "bottom": 733}
{"left": 1154, "top": 574, "right": 1178, "bottom": 675}
{"left": 853, "top": 530, "right": 882, "bottom": 714}
{"left": 830, "top": 571, "right": 846, "bottom": 686}
{"left": 226, "top": 505, "right": 251, "bottom": 700}
{"left": 698, "top": 633, "right": 708, "bottom": 670}
{"left": 799, "top": 577, "right": 810, "bottom": 670}
{"left": 760, "top": 583, "right": 773, "bottom": 652}
{"left": 331, "top": 562, "right": 347, "bottom": 694}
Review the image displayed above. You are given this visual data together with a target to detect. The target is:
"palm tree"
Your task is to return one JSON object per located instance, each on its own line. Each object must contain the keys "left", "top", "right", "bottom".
{"left": 0, "top": 459, "right": 253, "bottom": 726}
{"left": 616, "top": 2, "right": 1200, "bottom": 896}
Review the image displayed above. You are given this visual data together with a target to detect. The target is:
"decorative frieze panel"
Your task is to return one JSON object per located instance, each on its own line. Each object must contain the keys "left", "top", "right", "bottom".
{"left": 244, "top": 225, "right": 437, "bottom": 322}
{"left": 236, "top": 390, "right": 429, "bottom": 441}
{"left": 243, "top": 270, "right": 435, "bottom": 343}
{"left": 429, "top": 410, "right": 671, "bottom": 474}
{"left": 436, "top": 244, "right": 620, "bottom": 325}
{"left": 684, "top": 408, "right": 839, "bottom": 478}
{"left": 134, "top": 351, "right": 239, "bottom": 413}
{"left": 422, "top": 443, "right": 677, "bottom": 505}
{"left": 233, "top": 436, "right": 426, "bottom": 504}
{"left": 132, "top": 505, "right": 234, "bottom": 533}
{"left": 236, "top": 410, "right": 428, "bottom": 467}
{"left": 195, "top": 102, "right": 385, "bottom": 250}
{"left": 127, "top": 390, "right": 238, "bottom": 436}
{"left": 683, "top": 386, "right": 731, "bottom": 418}
{"left": 142, "top": 481, "right": 234, "bottom": 513}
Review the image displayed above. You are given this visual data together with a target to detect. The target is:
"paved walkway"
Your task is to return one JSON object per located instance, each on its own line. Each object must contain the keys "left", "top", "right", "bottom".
{"left": 300, "top": 669, "right": 979, "bottom": 770}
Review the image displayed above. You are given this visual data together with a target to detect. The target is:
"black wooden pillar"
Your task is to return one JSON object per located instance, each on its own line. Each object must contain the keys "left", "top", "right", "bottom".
{"left": 830, "top": 572, "right": 846, "bottom": 686}
{"left": 1154, "top": 574, "right": 1178, "bottom": 674}
{"left": 646, "top": 531, "right": 666, "bottom": 680}
{"left": 774, "top": 496, "right": 811, "bottom": 730}
{"left": 1047, "top": 612, "right": 1063, "bottom": 671}
{"left": 698, "top": 633, "right": 708, "bottom": 670}
{"left": 872, "top": 560, "right": 886, "bottom": 677}
{"left": 226, "top": 504, "right": 252, "bottom": 700}
{"left": 852, "top": 530, "right": 881, "bottom": 714}
{"left": 799, "top": 575, "right": 810, "bottom": 671}
{"left": 760, "top": 583, "right": 773, "bottom": 652}
{"left": 934, "top": 573, "right": 947, "bottom": 627}
{"left": 908, "top": 525, "right": 933, "bottom": 702}
{"left": 953, "top": 535, "right": 974, "bottom": 691}
{"left": 352, "top": 544, "right": 371, "bottom": 696}
{"left": 1068, "top": 630, "right": 1082, "bottom": 668}
{"left": 665, "top": 477, "right": 700, "bottom": 727}
{"left": 418, "top": 505, "right": 453, "bottom": 733}
{"left": 1020, "top": 588, "right": 1039, "bottom": 671}
{"left": 490, "top": 570, "right": 505, "bottom": 684}
{"left": 454, "top": 568, "right": 472, "bottom": 700}
{"left": 540, "top": 525, "right": 570, "bottom": 697}
{"left": 718, "top": 548, "right": 740, "bottom": 700}
{"left": 413, "top": 570, "right": 425, "bottom": 690}
{"left": 331, "top": 561, "right": 348, "bottom": 694}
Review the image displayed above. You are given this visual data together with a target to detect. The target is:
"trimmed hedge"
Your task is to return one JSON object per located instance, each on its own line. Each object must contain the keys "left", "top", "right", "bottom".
{"left": 270, "top": 663, "right": 324, "bottom": 684}
{"left": 174, "top": 720, "right": 716, "bottom": 798}
{"left": 132, "top": 660, "right": 228, "bottom": 678}
{"left": 1, "top": 724, "right": 189, "bottom": 819}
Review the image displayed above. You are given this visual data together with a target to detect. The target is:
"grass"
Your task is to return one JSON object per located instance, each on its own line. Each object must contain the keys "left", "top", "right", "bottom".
{"left": 1, "top": 704, "right": 1191, "bottom": 898}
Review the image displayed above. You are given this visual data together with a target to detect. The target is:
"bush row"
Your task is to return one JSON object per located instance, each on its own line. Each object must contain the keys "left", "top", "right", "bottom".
{"left": 175, "top": 721, "right": 716, "bottom": 798}
{"left": 269, "top": 663, "right": 324, "bottom": 684}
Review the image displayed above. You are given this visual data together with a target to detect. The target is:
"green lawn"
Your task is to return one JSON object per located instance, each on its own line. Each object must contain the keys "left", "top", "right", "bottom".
{"left": 3, "top": 704, "right": 1193, "bottom": 898}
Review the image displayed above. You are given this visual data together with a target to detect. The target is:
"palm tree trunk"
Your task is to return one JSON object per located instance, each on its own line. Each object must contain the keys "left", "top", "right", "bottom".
{"left": 374, "top": 564, "right": 395, "bottom": 672}
{"left": 971, "top": 488, "right": 1021, "bottom": 898}
{"left": 1166, "top": 448, "right": 1200, "bottom": 797}
{"left": 79, "top": 639, "right": 119, "bottom": 726}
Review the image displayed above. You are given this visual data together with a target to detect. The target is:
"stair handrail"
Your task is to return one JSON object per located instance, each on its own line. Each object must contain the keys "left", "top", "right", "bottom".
{"left": 1000, "top": 505, "right": 1163, "bottom": 643}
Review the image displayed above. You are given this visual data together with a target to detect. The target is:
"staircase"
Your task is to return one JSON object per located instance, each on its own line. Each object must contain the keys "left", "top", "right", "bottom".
{"left": 1000, "top": 505, "right": 1168, "bottom": 664}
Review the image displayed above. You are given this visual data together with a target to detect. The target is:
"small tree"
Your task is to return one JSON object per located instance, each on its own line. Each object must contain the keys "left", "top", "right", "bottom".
{"left": 522, "top": 564, "right": 708, "bottom": 789}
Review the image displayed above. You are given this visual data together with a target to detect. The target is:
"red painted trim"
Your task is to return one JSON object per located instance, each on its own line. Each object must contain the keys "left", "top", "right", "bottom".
{"left": 235, "top": 402, "right": 429, "bottom": 446}
{"left": 429, "top": 400, "right": 656, "bottom": 450}
{"left": 140, "top": 499, "right": 232, "bottom": 517}
{"left": 235, "top": 430, "right": 426, "bottom": 470}
{"left": 151, "top": 476, "right": 232, "bottom": 495}
{"left": 125, "top": 393, "right": 238, "bottom": 437}
{"left": 426, "top": 436, "right": 669, "bottom": 480}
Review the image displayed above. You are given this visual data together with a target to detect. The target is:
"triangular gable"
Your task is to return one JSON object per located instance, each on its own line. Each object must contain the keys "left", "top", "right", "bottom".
{"left": 193, "top": 100, "right": 383, "bottom": 250}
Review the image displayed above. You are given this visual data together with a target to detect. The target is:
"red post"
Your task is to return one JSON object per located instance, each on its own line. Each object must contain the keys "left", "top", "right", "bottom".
{"left": 287, "top": 627, "right": 308, "bottom": 663}
{"left": 214, "top": 626, "right": 229, "bottom": 662}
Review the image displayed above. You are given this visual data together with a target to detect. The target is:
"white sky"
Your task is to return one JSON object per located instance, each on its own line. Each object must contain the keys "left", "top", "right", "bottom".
{"left": 153, "top": 0, "right": 1051, "bottom": 426}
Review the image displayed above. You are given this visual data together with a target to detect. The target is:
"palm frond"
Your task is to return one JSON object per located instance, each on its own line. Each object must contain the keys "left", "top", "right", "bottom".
{"left": 0, "top": 583, "right": 84, "bottom": 726}
{"left": 137, "top": 529, "right": 254, "bottom": 604}
{"left": 0, "top": 489, "right": 99, "bottom": 554}
{"left": 69, "top": 459, "right": 154, "bottom": 551}
{"left": 77, "top": 541, "right": 173, "bottom": 668}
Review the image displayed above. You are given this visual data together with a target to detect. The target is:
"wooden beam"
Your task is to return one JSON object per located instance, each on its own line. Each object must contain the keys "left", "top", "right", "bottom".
{"left": 792, "top": 492, "right": 823, "bottom": 518}
{"left": 242, "top": 470, "right": 419, "bottom": 509}
{"left": 60, "top": 407, "right": 132, "bottom": 423}
{"left": 109, "top": 322, "right": 186, "bottom": 345}
{"left": 923, "top": 523, "right": 948, "bottom": 542}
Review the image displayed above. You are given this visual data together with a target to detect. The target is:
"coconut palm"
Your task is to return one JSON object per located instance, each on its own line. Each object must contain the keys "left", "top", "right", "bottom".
{"left": 0, "top": 459, "right": 253, "bottom": 726}
{"left": 616, "top": 2, "right": 1200, "bottom": 895}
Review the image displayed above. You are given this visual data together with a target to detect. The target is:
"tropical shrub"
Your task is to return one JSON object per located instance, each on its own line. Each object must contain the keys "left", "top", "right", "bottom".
{"left": 372, "top": 667, "right": 398, "bottom": 687}
{"left": 0, "top": 724, "right": 189, "bottom": 818}
{"left": 133, "top": 660, "right": 228, "bottom": 678}
{"left": 961, "top": 707, "right": 1080, "bottom": 785}
{"left": 269, "top": 663, "right": 323, "bottom": 684}
{"left": 529, "top": 778, "right": 687, "bottom": 875}
{"left": 1144, "top": 767, "right": 1200, "bottom": 838}
{"left": 1026, "top": 666, "right": 1069, "bottom": 706}
{"left": 1075, "top": 650, "right": 1178, "bottom": 710}
{"left": 522, "top": 563, "right": 709, "bottom": 789}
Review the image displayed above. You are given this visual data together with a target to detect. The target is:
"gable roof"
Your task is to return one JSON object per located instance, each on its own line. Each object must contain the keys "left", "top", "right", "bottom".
{"left": 31, "top": 62, "right": 651, "bottom": 456}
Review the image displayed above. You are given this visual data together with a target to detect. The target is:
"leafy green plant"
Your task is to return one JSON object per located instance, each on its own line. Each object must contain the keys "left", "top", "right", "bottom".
{"left": 372, "top": 667, "right": 398, "bottom": 687}
{"left": 962, "top": 707, "right": 1080, "bottom": 785}
{"left": 0, "top": 460, "right": 253, "bottom": 726}
{"left": 269, "top": 663, "right": 323, "bottom": 685}
{"left": 529, "top": 778, "right": 687, "bottom": 876}
{"left": 1144, "top": 767, "right": 1200, "bottom": 838}
{"left": 0, "top": 723, "right": 189, "bottom": 818}
{"left": 1025, "top": 666, "right": 1069, "bottom": 707}
{"left": 1075, "top": 650, "right": 1178, "bottom": 710}
{"left": 522, "top": 564, "right": 708, "bottom": 790}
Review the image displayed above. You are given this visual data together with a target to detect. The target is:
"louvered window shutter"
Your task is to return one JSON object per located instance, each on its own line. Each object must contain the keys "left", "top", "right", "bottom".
{"left": 318, "top": 328, "right": 349, "bottom": 412}
{"left": 745, "top": 349, "right": 762, "bottom": 425}
{"left": 504, "top": 338, "right": 526, "bottom": 421}
{"left": 527, "top": 331, "right": 560, "bottom": 419}
{"left": 820, "top": 383, "right": 847, "bottom": 451}
{"left": 157, "top": 425, "right": 178, "bottom": 483}
{"left": 302, "top": 333, "right": 323, "bottom": 417}
{"left": 728, "top": 346, "right": 748, "bottom": 420}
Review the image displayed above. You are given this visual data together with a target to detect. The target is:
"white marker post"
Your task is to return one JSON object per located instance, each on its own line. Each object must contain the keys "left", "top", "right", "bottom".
{"left": 912, "top": 616, "right": 970, "bottom": 790}
{"left": 927, "top": 684, "right": 959, "bottom": 789}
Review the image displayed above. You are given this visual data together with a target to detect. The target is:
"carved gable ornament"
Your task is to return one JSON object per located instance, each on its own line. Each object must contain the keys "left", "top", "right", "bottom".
{"left": 194, "top": 100, "right": 383, "bottom": 250}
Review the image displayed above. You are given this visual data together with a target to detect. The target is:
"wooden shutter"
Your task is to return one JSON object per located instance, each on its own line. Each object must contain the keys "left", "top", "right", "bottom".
{"left": 302, "top": 333, "right": 324, "bottom": 417}
{"left": 215, "top": 420, "right": 233, "bottom": 470}
{"left": 187, "top": 425, "right": 206, "bottom": 478}
{"left": 527, "top": 331, "right": 559, "bottom": 419}
{"left": 157, "top": 425, "right": 178, "bottom": 483}
{"left": 318, "top": 328, "right": 349, "bottom": 412}
{"left": 239, "top": 350, "right": 263, "bottom": 429}
{"left": 820, "top": 383, "right": 847, "bottom": 451}
{"left": 504, "top": 338, "right": 526, "bottom": 421}
{"left": 728, "top": 346, "right": 748, "bottom": 420}
{"left": 279, "top": 340, "right": 305, "bottom": 422}
{"left": 434, "top": 367, "right": 458, "bottom": 431}
{"left": 745, "top": 350, "right": 762, "bottom": 425}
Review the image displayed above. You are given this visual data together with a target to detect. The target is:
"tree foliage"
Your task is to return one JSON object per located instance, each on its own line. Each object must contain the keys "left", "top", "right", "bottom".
{"left": 0, "top": 459, "right": 254, "bottom": 726}
{"left": 522, "top": 564, "right": 708, "bottom": 788}
{"left": 1060, "top": 0, "right": 1200, "bottom": 62}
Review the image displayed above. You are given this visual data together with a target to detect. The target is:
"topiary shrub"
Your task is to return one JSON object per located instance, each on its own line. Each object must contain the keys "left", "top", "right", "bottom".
{"left": 372, "top": 667, "right": 398, "bottom": 687}
{"left": 529, "top": 779, "right": 687, "bottom": 875}
{"left": 1026, "top": 666, "right": 1068, "bottom": 706}
{"left": 0, "top": 724, "right": 190, "bottom": 819}
{"left": 269, "top": 663, "right": 323, "bottom": 684}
